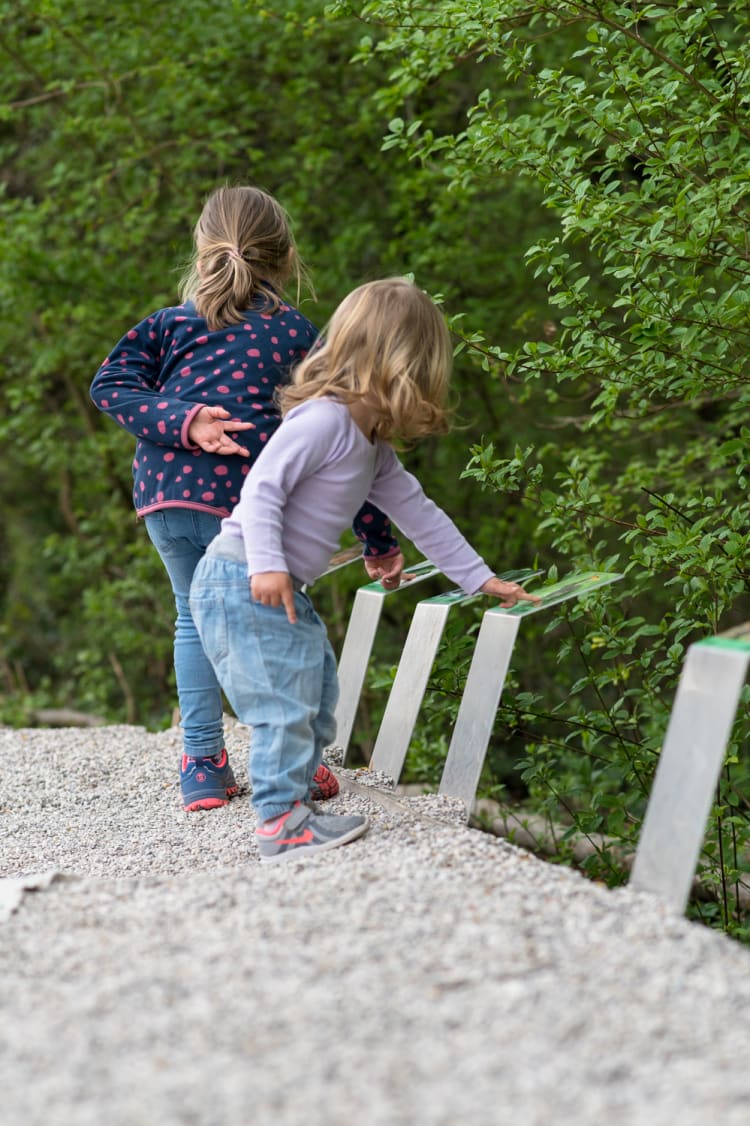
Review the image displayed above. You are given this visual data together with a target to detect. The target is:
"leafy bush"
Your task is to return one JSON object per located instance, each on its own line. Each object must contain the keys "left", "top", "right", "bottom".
{"left": 338, "top": 0, "right": 750, "bottom": 935}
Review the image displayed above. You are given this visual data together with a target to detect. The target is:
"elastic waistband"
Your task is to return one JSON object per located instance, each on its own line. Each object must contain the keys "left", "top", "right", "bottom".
{"left": 205, "top": 533, "right": 246, "bottom": 563}
{"left": 205, "top": 534, "right": 306, "bottom": 591}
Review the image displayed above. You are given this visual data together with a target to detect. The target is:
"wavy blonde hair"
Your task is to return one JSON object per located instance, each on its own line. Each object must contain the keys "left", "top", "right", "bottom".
{"left": 179, "top": 185, "right": 308, "bottom": 330}
{"left": 281, "top": 278, "right": 453, "bottom": 442}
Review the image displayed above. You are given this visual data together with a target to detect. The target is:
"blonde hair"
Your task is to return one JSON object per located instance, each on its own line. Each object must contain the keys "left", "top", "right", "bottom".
{"left": 179, "top": 185, "right": 307, "bottom": 330}
{"left": 281, "top": 278, "right": 453, "bottom": 442}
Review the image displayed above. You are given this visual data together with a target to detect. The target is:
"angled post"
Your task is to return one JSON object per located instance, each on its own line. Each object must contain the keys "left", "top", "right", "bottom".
{"left": 332, "top": 561, "right": 441, "bottom": 761}
{"left": 370, "top": 569, "right": 543, "bottom": 782}
{"left": 439, "top": 571, "right": 623, "bottom": 817}
{"left": 630, "top": 626, "right": 750, "bottom": 914}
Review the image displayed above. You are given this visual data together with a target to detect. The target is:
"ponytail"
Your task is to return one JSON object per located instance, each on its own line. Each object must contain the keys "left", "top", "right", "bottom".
{"left": 179, "top": 186, "right": 306, "bottom": 330}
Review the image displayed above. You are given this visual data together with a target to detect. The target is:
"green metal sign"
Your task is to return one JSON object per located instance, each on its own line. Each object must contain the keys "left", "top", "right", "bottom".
{"left": 492, "top": 570, "right": 623, "bottom": 617}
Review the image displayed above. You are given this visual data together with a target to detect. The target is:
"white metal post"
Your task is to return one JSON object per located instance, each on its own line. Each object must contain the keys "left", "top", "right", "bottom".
{"left": 439, "top": 571, "right": 623, "bottom": 818}
{"left": 631, "top": 631, "right": 750, "bottom": 914}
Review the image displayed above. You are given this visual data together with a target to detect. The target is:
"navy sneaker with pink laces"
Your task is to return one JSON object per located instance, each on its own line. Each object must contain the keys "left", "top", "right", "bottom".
{"left": 180, "top": 749, "right": 239, "bottom": 812}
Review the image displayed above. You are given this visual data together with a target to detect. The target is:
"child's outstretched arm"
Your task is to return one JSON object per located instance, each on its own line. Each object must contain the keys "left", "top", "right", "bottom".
{"left": 479, "top": 576, "right": 541, "bottom": 608}
{"left": 367, "top": 448, "right": 542, "bottom": 603}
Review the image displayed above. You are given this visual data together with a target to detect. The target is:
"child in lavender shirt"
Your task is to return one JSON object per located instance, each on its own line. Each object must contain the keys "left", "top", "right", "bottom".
{"left": 189, "top": 277, "right": 539, "bottom": 863}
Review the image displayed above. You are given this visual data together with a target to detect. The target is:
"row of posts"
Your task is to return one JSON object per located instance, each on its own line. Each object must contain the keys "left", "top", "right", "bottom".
{"left": 321, "top": 551, "right": 750, "bottom": 916}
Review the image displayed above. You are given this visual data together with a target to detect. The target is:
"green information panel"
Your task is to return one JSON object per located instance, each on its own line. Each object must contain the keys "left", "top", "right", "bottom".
{"left": 700, "top": 621, "right": 750, "bottom": 655}
{"left": 495, "top": 570, "right": 623, "bottom": 618}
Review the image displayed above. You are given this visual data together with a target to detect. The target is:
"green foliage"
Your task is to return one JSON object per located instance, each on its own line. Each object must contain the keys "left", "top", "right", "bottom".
{"left": 0, "top": 0, "right": 543, "bottom": 728}
{"left": 339, "top": 0, "right": 750, "bottom": 934}
{"left": 6, "top": 0, "right": 750, "bottom": 936}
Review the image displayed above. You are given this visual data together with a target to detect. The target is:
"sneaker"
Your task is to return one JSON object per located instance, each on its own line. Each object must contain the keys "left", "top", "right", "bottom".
{"left": 256, "top": 801, "right": 368, "bottom": 864}
{"left": 180, "top": 749, "right": 239, "bottom": 812}
{"left": 310, "top": 762, "right": 340, "bottom": 802}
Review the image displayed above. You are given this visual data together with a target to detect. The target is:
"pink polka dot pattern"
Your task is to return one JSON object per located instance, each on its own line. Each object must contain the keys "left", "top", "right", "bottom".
{"left": 90, "top": 299, "right": 399, "bottom": 557}
{"left": 91, "top": 299, "right": 317, "bottom": 519}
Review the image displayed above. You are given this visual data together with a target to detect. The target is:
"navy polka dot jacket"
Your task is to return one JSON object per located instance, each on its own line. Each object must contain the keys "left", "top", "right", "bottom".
{"left": 90, "top": 299, "right": 398, "bottom": 558}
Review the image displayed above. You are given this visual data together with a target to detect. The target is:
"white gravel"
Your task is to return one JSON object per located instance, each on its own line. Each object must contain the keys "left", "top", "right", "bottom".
{"left": 2, "top": 721, "right": 750, "bottom": 1126}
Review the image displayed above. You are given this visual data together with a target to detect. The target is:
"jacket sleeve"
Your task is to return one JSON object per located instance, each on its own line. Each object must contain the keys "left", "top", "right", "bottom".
{"left": 352, "top": 501, "right": 401, "bottom": 559}
{"left": 89, "top": 313, "right": 202, "bottom": 450}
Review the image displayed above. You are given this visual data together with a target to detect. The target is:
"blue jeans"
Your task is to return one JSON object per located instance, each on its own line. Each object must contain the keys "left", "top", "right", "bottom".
{"left": 144, "top": 509, "right": 225, "bottom": 758}
{"left": 189, "top": 549, "right": 338, "bottom": 822}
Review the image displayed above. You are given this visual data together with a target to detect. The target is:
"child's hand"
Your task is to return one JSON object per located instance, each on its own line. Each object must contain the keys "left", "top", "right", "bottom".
{"left": 251, "top": 572, "right": 298, "bottom": 623}
{"left": 189, "top": 406, "right": 254, "bottom": 456}
{"left": 364, "top": 551, "right": 406, "bottom": 589}
{"left": 480, "top": 576, "right": 542, "bottom": 608}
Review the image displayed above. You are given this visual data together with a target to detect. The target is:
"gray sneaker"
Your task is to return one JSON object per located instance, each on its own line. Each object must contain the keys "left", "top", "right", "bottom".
{"left": 256, "top": 801, "right": 369, "bottom": 864}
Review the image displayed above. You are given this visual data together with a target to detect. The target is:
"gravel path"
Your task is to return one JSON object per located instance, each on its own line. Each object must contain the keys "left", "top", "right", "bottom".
{"left": 2, "top": 722, "right": 750, "bottom": 1126}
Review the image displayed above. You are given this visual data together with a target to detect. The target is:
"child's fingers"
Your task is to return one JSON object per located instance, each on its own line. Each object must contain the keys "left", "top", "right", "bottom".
{"left": 251, "top": 573, "right": 297, "bottom": 622}
{"left": 219, "top": 438, "right": 250, "bottom": 456}
{"left": 513, "top": 587, "right": 542, "bottom": 604}
{"left": 480, "top": 578, "right": 542, "bottom": 606}
{"left": 202, "top": 406, "right": 254, "bottom": 431}
{"left": 379, "top": 558, "right": 404, "bottom": 588}
{"left": 282, "top": 583, "right": 297, "bottom": 624}
{"left": 500, "top": 586, "right": 541, "bottom": 607}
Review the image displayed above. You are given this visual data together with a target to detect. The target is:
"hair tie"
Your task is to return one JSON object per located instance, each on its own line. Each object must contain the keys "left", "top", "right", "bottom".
{"left": 227, "top": 247, "right": 244, "bottom": 263}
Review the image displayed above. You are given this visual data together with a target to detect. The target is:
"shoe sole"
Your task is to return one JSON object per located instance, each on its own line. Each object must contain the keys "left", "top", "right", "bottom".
{"left": 183, "top": 785, "right": 239, "bottom": 813}
{"left": 258, "top": 819, "right": 369, "bottom": 864}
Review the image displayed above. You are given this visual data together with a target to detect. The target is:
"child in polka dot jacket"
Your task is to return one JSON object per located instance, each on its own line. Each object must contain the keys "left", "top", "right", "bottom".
{"left": 90, "top": 185, "right": 403, "bottom": 812}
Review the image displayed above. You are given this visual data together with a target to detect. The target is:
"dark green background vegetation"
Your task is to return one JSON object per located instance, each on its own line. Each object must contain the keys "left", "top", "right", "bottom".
{"left": 3, "top": 0, "right": 750, "bottom": 936}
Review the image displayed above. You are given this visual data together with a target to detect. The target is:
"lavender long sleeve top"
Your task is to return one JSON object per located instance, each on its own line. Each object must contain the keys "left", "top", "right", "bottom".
{"left": 220, "top": 398, "right": 494, "bottom": 594}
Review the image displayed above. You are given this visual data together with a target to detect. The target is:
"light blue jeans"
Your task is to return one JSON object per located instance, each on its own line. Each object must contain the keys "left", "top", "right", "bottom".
{"left": 189, "top": 545, "right": 339, "bottom": 822}
{"left": 144, "top": 509, "right": 225, "bottom": 759}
